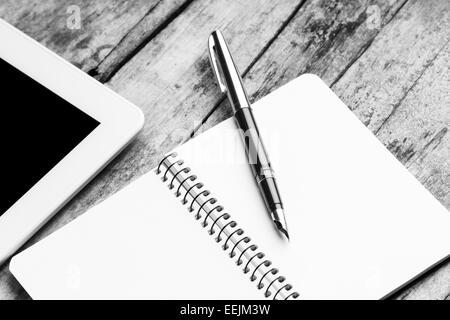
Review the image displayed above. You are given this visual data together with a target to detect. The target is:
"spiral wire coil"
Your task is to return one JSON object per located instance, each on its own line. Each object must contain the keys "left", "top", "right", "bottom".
{"left": 156, "top": 153, "right": 299, "bottom": 300}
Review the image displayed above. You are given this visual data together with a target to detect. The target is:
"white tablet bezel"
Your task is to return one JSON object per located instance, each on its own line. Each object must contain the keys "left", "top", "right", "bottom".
{"left": 0, "top": 19, "right": 144, "bottom": 265}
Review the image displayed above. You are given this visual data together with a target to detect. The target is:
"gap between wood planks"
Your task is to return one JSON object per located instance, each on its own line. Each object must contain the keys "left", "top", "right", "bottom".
{"left": 374, "top": 36, "right": 450, "bottom": 136}
{"left": 88, "top": 0, "right": 195, "bottom": 83}
{"left": 186, "top": 0, "right": 308, "bottom": 141}
{"left": 328, "top": 0, "right": 409, "bottom": 90}
{"left": 191, "top": 0, "right": 409, "bottom": 139}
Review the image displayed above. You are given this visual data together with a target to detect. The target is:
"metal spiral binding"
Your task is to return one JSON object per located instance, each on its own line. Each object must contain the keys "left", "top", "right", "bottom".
{"left": 155, "top": 152, "right": 300, "bottom": 300}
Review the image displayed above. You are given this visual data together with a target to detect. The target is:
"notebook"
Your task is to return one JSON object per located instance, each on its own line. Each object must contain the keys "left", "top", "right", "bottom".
{"left": 10, "top": 74, "right": 450, "bottom": 299}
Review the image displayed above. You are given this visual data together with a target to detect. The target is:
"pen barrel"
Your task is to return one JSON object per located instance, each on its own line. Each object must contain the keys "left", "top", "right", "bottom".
{"left": 234, "top": 107, "right": 283, "bottom": 212}
{"left": 258, "top": 177, "right": 283, "bottom": 212}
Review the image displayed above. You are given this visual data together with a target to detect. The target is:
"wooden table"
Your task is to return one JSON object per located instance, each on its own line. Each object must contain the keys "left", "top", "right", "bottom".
{"left": 1, "top": 0, "right": 449, "bottom": 300}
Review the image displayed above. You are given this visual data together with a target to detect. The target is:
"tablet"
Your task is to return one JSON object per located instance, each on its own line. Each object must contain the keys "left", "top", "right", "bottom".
{"left": 0, "top": 19, "right": 144, "bottom": 265}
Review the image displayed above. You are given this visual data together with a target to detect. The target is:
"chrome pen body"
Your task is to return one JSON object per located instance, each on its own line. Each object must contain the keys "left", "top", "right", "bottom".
{"left": 208, "top": 30, "right": 289, "bottom": 239}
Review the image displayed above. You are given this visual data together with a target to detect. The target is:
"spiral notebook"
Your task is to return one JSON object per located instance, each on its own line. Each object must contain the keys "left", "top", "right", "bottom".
{"left": 10, "top": 75, "right": 450, "bottom": 299}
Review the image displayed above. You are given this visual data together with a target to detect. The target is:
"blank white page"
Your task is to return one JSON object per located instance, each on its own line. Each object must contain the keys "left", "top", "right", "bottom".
{"left": 10, "top": 162, "right": 260, "bottom": 299}
{"left": 175, "top": 74, "right": 450, "bottom": 299}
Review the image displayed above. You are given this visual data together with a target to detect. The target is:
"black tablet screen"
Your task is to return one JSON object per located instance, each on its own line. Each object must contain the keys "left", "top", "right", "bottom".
{"left": 0, "top": 58, "right": 99, "bottom": 216}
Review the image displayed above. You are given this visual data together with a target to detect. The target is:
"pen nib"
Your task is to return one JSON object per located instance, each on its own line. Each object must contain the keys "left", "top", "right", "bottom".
{"left": 271, "top": 209, "right": 289, "bottom": 241}
{"left": 280, "top": 228, "right": 290, "bottom": 241}
{"left": 274, "top": 220, "right": 290, "bottom": 241}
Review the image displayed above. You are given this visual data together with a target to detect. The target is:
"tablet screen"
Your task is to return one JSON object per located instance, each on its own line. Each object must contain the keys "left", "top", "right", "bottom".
{"left": 0, "top": 58, "right": 100, "bottom": 216}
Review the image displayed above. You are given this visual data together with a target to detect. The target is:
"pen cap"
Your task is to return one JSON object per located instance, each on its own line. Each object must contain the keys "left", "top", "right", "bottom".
{"left": 208, "top": 30, "right": 251, "bottom": 112}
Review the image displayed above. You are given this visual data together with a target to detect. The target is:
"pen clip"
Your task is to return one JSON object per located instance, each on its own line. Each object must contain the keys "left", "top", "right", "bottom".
{"left": 208, "top": 33, "right": 227, "bottom": 94}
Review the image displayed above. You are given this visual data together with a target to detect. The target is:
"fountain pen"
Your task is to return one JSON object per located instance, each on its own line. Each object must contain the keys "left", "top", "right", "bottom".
{"left": 208, "top": 30, "right": 289, "bottom": 240}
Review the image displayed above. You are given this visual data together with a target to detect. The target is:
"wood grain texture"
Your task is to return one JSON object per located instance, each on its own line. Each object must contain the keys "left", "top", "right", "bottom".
{"left": 0, "top": 0, "right": 187, "bottom": 75}
{"left": 90, "top": 0, "right": 192, "bottom": 82}
{"left": 333, "top": 0, "right": 450, "bottom": 133}
{"left": 201, "top": 0, "right": 407, "bottom": 130}
{"left": 376, "top": 40, "right": 450, "bottom": 213}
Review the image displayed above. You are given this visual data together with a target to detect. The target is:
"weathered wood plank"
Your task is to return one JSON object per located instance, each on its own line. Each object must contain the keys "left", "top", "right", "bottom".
{"left": 0, "top": 0, "right": 305, "bottom": 299}
{"left": 333, "top": 0, "right": 450, "bottom": 132}
{"left": 201, "top": 0, "right": 407, "bottom": 130}
{"left": 376, "top": 41, "right": 450, "bottom": 209}
{"left": 375, "top": 41, "right": 450, "bottom": 300}
{"left": 90, "top": 0, "right": 192, "bottom": 82}
{"left": 0, "top": 0, "right": 188, "bottom": 76}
